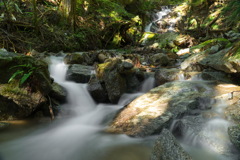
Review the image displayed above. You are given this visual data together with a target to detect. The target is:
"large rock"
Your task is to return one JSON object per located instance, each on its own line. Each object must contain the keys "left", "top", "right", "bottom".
{"left": 228, "top": 125, "right": 240, "bottom": 150}
{"left": 49, "top": 82, "right": 67, "bottom": 103}
{"left": 0, "top": 54, "right": 52, "bottom": 120}
{"left": 150, "top": 129, "right": 192, "bottom": 160}
{"left": 0, "top": 83, "right": 48, "bottom": 120}
{"left": 183, "top": 42, "right": 240, "bottom": 74}
{"left": 107, "top": 81, "right": 214, "bottom": 137}
{"left": 97, "top": 58, "right": 126, "bottom": 103}
{"left": 87, "top": 77, "right": 109, "bottom": 103}
{"left": 149, "top": 53, "right": 169, "bottom": 66}
{"left": 180, "top": 51, "right": 206, "bottom": 71}
{"left": 66, "top": 64, "right": 94, "bottom": 83}
{"left": 155, "top": 68, "right": 181, "bottom": 85}
{"left": 200, "top": 69, "right": 233, "bottom": 83}
{"left": 64, "top": 53, "right": 84, "bottom": 64}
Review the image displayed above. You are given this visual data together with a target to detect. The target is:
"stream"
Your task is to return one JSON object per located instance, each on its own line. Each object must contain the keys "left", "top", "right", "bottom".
{"left": 0, "top": 56, "right": 156, "bottom": 160}
{"left": 0, "top": 56, "right": 239, "bottom": 160}
{"left": 0, "top": 6, "right": 239, "bottom": 160}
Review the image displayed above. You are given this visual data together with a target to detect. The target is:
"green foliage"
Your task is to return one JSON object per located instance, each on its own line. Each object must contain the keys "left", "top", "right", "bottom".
{"left": 222, "top": 0, "right": 240, "bottom": 26}
{"left": 8, "top": 64, "right": 38, "bottom": 87}
{"left": 191, "top": 38, "right": 231, "bottom": 50}
{"left": 0, "top": 0, "right": 22, "bottom": 14}
{"left": 89, "top": 0, "right": 133, "bottom": 20}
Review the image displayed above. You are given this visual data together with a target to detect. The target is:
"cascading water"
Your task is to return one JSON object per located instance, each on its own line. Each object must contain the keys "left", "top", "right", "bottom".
{"left": 170, "top": 83, "right": 239, "bottom": 160}
{"left": 145, "top": 6, "right": 172, "bottom": 32}
{"left": 0, "top": 56, "right": 155, "bottom": 160}
{"left": 0, "top": 56, "right": 239, "bottom": 160}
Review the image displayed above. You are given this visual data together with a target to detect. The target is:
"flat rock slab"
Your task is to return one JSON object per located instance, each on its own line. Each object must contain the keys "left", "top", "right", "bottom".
{"left": 66, "top": 64, "right": 94, "bottom": 83}
{"left": 107, "top": 81, "right": 214, "bottom": 137}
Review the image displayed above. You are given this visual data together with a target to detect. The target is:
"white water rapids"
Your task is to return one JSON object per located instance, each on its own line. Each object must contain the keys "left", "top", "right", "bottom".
{"left": 0, "top": 56, "right": 239, "bottom": 159}
{"left": 0, "top": 56, "right": 155, "bottom": 160}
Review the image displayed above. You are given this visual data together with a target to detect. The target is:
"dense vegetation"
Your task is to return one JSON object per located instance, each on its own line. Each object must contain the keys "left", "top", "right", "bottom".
{"left": 0, "top": 0, "right": 239, "bottom": 53}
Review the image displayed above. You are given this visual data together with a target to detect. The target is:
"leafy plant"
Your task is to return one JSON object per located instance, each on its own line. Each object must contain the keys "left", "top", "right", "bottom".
{"left": 222, "top": 0, "right": 240, "bottom": 26}
{"left": 8, "top": 63, "right": 38, "bottom": 86}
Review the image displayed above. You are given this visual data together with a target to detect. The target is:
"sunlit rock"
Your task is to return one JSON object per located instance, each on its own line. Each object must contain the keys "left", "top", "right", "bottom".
{"left": 107, "top": 81, "right": 214, "bottom": 137}
{"left": 154, "top": 68, "right": 181, "bottom": 85}
{"left": 151, "top": 129, "right": 192, "bottom": 160}
{"left": 228, "top": 125, "right": 240, "bottom": 150}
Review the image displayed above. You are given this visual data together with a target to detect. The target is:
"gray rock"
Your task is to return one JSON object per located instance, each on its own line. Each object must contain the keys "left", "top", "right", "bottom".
{"left": 209, "top": 45, "right": 220, "bottom": 54}
{"left": 180, "top": 51, "right": 205, "bottom": 71}
{"left": 98, "top": 53, "right": 108, "bottom": 63}
{"left": 97, "top": 58, "right": 126, "bottom": 103}
{"left": 228, "top": 125, "right": 240, "bottom": 150}
{"left": 107, "top": 81, "right": 214, "bottom": 136}
{"left": 87, "top": 77, "right": 108, "bottom": 103}
{"left": 150, "top": 129, "right": 192, "bottom": 160}
{"left": 49, "top": 82, "right": 67, "bottom": 103}
{"left": 66, "top": 64, "right": 94, "bottom": 83}
{"left": 149, "top": 53, "right": 169, "bottom": 66}
{"left": 201, "top": 69, "right": 232, "bottom": 83}
{"left": 0, "top": 56, "right": 51, "bottom": 120}
{"left": 64, "top": 53, "right": 84, "bottom": 64}
{"left": 83, "top": 51, "right": 99, "bottom": 65}
{"left": 155, "top": 68, "right": 181, "bottom": 85}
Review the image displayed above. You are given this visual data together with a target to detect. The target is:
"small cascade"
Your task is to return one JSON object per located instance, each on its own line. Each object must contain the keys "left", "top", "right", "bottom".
{"left": 145, "top": 6, "right": 172, "bottom": 32}
{"left": 145, "top": 6, "right": 181, "bottom": 33}
{"left": 140, "top": 77, "right": 155, "bottom": 92}
{"left": 170, "top": 89, "right": 239, "bottom": 160}
{"left": 0, "top": 56, "right": 154, "bottom": 160}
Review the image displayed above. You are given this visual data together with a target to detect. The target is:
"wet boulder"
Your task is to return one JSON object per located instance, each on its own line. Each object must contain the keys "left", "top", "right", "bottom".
{"left": 87, "top": 76, "right": 109, "bottom": 103}
{"left": 0, "top": 54, "right": 53, "bottom": 120}
{"left": 49, "top": 82, "right": 67, "bottom": 104}
{"left": 107, "top": 81, "right": 214, "bottom": 137}
{"left": 82, "top": 51, "right": 99, "bottom": 65}
{"left": 200, "top": 69, "right": 233, "bottom": 83}
{"left": 151, "top": 129, "right": 192, "bottom": 160}
{"left": 0, "top": 81, "right": 48, "bottom": 120}
{"left": 180, "top": 51, "right": 205, "bottom": 71}
{"left": 66, "top": 64, "right": 94, "bottom": 83}
{"left": 199, "top": 44, "right": 240, "bottom": 73}
{"left": 149, "top": 53, "right": 169, "bottom": 66}
{"left": 96, "top": 58, "right": 126, "bottom": 103}
{"left": 228, "top": 125, "right": 240, "bottom": 150}
{"left": 155, "top": 68, "right": 181, "bottom": 85}
{"left": 64, "top": 53, "right": 84, "bottom": 64}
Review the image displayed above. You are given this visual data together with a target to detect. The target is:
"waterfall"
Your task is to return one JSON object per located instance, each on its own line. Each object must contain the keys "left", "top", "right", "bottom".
{"left": 0, "top": 56, "right": 154, "bottom": 160}
{"left": 145, "top": 6, "right": 182, "bottom": 33}
{"left": 144, "top": 6, "right": 172, "bottom": 33}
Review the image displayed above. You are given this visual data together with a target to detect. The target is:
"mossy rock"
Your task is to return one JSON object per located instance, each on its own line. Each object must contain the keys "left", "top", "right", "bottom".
{"left": 0, "top": 82, "right": 47, "bottom": 120}
{"left": 0, "top": 56, "right": 52, "bottom": 95}
{"left": 96, "top": 58, "right": 126, "bottom": 103}
{"left": 64, "top": 53, "right": 84, "bottom": 64}
{"left": 0, "top": 53, "right": 53, "bottom": 120}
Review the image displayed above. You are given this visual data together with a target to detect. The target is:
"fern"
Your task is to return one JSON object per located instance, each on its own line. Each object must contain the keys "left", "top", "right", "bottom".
{"left": 222, "top": 0, "right": 240, "bottom": 26}
{"left": 8, "top": 63, "right": 38, "bottom": 87}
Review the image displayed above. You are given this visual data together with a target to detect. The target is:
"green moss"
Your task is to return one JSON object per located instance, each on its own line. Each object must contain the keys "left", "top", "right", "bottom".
{"left": 191, "top": 38, "right": 231, "bottom": 50}
{"left": 0, "top": 81, "right": 28, "bottom": 101}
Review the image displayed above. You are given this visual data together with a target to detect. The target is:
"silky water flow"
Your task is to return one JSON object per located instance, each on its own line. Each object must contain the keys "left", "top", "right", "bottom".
{"left": 0, "top": 56, "right": 155, "bottom": 160}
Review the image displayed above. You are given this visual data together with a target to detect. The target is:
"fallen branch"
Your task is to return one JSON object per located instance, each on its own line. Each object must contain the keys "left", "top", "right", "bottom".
{"left": 47, "top": 95, "right": 55, "bottom": 120}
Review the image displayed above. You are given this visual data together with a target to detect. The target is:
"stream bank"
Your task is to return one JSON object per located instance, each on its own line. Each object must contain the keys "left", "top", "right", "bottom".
{"left": 0, "top": 1, "right": 240, "bottom": 160}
